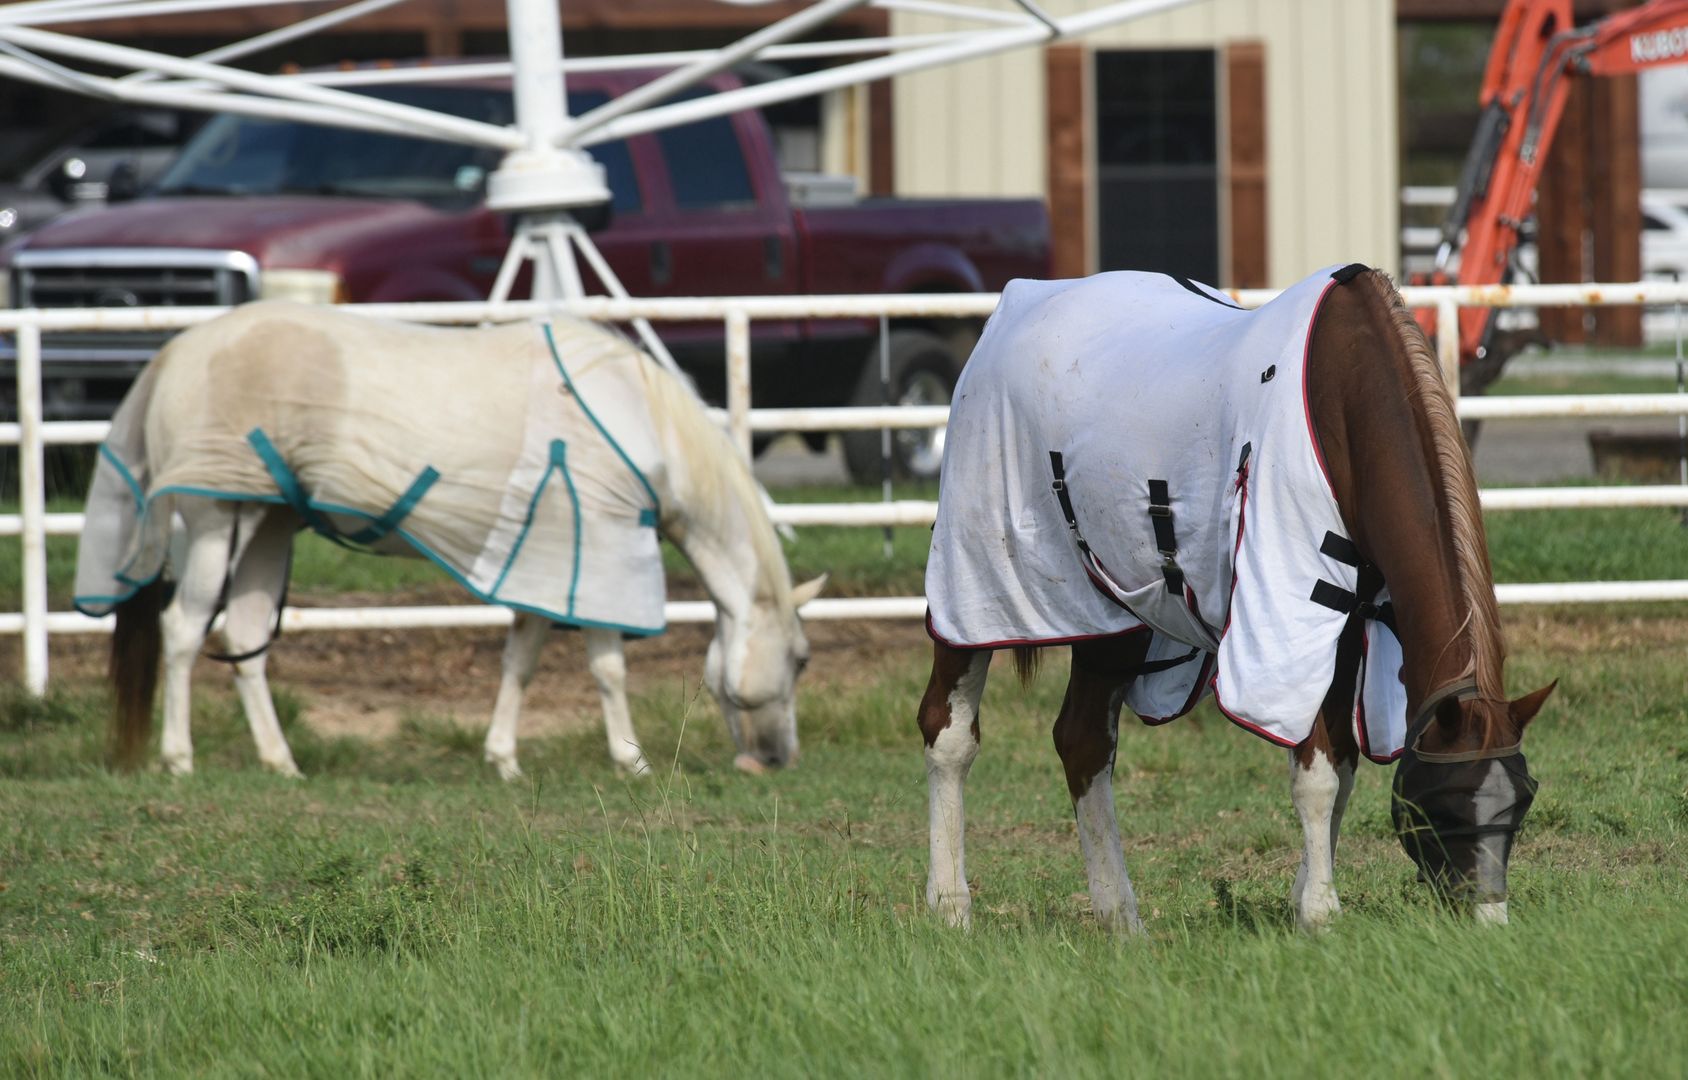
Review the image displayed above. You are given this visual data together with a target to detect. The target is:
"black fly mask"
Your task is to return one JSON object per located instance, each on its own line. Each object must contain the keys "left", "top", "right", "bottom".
{"left": 1389, "top": 682, "right": 1538, "bottom": 903}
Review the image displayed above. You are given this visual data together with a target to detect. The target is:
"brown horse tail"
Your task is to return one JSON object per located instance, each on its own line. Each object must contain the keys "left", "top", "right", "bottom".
{"left": 109, "top": 578, "right": 165, "bottom": 770}
{"left": 1011, "top": 645, "right": 1042, "bottom": 688}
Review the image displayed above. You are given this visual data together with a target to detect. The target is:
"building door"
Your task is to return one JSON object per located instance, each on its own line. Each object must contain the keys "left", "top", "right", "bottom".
{"left": 1094, "top": 49, "right": 1220, "bottom": 283}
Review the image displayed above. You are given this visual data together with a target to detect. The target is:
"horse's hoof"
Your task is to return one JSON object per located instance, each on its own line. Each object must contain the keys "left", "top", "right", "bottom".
{"left": 732, "top": 753, "right": 767, "bottom": 776}
{"left": 1295, "top": 896, "right": 1342, "bottom": 934}
{"left": 1095, "top": 908, "right": 1146, "bottom": 936}
{"left": 927, "top": 892, "right": 972, "bottom": 929}
{"left": 265, "top": 762, "right": 305, "bottom": 780}
{"left": 488, "top": 757, "right": 523, "bottom": 782}
{"left": 162, "top": 757, "right": 193, "bottom": 777}
{"left": 1473, "top": 901, "right": 1509, "bottom": 926}
{"left": 616, "top": 757, "right": 652, "bottom": 778}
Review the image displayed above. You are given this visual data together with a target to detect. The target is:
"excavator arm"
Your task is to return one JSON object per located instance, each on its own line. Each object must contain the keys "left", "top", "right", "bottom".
{"left": 1428, "top": 0, "right": 1688, "bottom": 368}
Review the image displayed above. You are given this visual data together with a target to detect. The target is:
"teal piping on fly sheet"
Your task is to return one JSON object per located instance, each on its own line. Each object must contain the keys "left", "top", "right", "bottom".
{"left": 489, "top": 439, "right": 583, "bottom": 619}
{"left": 542, "top": 322, "right": 662, "bottom": 526}
{"left": 98, "top": 443, "right": 146, "bottom": 512}
{"left": 75, "top": 427, "right": 667, "bottom": 636}
{"left": 246, "top": 429, "right": 438, "bottom": 550}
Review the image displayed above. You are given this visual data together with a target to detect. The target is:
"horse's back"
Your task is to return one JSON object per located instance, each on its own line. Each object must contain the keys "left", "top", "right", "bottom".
{"left": 932, "top": 273, "right": 1258, "bottom": 652}
{"left": 147, "top": 304, "right": 539, "bottom": 446}
{"left": 102, "top": 302, "right": 674, "bottom": 633}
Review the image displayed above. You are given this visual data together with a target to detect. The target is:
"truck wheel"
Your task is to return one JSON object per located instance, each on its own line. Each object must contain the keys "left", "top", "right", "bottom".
{"left": 841, "top": 328, "right": 960, "bottom": 485}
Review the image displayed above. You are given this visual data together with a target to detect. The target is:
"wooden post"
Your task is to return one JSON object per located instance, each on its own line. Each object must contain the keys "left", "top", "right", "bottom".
{"left": 1591, "top": 73, "right": 1643, "bottom": 347}
{"left": 1044, "top": 44, "right": 1089, "bottom": 279}
{"left": 869, "top": 78, "right": 895, "bottom": 197}
{"left": 1537, "top": 79, "right": 1589, "bottom": 344}
{"left": 1224, "top": 41, "right": 1268, "bottom": 289}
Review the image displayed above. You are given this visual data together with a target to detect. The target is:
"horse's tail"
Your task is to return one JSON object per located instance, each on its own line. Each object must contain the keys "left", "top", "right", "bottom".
{"left": 109, "top": 577, "right": 164, "bottom": 770}
{"left": 1011, "top": 645, "right": 1042, "bottom": 688}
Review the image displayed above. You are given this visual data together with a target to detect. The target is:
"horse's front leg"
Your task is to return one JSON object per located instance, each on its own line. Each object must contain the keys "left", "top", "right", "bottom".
{"left": 918, "top": 641, "right": 990, "bottom": 928}
{"left": 1289, "top": 708, "right": 1358, "bottom": 932}
{"left": 584, "top": 626, "right": 650, "bottom": 776}
{"left": 1054, "top": 636, "right": 1150, "bottom": 934}
{"left": 222, "top": 506, "right": 302, "bottom": 778}
{"left": 484, "top": 611, "right": 548, "bottom": 781}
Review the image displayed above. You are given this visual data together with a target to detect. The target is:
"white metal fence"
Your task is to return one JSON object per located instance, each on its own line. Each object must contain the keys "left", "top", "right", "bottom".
{"left": 9, "top": 280, "right": 1688, "bottom": 694}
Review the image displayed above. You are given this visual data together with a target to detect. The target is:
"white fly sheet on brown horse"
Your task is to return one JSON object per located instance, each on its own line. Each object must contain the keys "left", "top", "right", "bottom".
{"left": 927, "top": 266, "right": 1409, "bottom": 760}
{"left": 77, "top": 302, "right": 823, "bottom": 779}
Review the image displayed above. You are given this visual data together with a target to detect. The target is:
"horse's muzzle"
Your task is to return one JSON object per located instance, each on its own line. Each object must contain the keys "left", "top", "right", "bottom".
{"left": 1392, "top": 750, "right": 1537, "bottom": 903}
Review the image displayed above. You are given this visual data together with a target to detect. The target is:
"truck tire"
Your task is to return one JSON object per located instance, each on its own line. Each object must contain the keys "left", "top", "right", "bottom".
{"left": 841, "top": 328, "right": 961, "bottom": 485}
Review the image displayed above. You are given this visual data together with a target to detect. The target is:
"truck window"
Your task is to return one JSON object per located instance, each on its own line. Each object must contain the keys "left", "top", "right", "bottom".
{"left": 569, "top": 91, "right": 641, "bottom": 215}
{"left": 152, "top": 84, "right": 640, "bottom": 215}
{"left": 653, "top": 91, "right": 755, "bottom": 211}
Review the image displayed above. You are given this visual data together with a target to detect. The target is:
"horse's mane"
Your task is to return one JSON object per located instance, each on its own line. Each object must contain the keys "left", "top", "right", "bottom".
{"left": 633, "top": 349, "right": 794, "bottom": 611}
{"left": 1359, "top": 272, "right": 1507, "bottom": 719}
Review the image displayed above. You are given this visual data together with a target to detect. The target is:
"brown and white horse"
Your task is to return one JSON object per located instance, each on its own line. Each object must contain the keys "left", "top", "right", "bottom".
{"left": 917, "top": 268, "right": 1553, "bottom": 933}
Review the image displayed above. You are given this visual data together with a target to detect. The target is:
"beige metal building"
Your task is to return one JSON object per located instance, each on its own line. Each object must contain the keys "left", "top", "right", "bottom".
{"left": 889, "top": 0, "right": 1399, "bottom": 289}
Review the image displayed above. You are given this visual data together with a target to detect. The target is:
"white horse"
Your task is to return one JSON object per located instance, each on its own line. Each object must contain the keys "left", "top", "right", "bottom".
{"left": 76, "top": 302, "right": 824, "bottom": 779}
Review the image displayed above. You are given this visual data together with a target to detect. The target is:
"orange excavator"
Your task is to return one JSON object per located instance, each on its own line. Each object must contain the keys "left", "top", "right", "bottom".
{"left": 1424, "top": 0, "right": 1688, "bottom": 389}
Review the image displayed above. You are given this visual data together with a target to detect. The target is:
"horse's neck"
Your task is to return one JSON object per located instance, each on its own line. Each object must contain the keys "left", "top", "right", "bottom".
{"left": 658, "top": 438, "right": 780, "bottom": 624}
{"left": 1356, "top": 448, "right": 1480, "bottom": 699}
{"left": 1318, "top": 288, "right": 1495, "bottom": 707}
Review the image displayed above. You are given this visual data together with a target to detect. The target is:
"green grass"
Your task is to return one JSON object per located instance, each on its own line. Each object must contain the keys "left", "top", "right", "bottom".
{"left": 1, "top": 619, "right": 1686, "bottom": 1076}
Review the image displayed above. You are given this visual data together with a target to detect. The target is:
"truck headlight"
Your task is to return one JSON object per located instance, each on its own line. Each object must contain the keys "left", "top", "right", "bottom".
{"left": 259, "top": 269, "right": 344, "bottom": 304}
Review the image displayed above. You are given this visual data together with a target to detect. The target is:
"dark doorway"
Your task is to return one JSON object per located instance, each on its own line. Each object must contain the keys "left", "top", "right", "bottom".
{"left": 1094, "top": 49, "right": 1220, "bottom": 283}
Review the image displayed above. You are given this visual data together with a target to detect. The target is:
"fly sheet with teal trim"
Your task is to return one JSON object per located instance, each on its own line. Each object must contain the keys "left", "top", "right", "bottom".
{"left": 74, "top": 302, "right": 668, "bottom": 636}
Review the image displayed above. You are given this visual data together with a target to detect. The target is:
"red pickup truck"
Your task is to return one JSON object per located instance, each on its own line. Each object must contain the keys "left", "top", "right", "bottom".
{"left": 1, "top": 70, "right": 1049, "bottom": 481}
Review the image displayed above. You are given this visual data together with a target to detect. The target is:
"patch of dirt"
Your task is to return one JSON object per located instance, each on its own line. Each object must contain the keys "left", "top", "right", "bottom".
{"left": 1503, "top": 609, "right": 1688, "bottom": 655}
{"left": 28, "top": 601, "right": 1675, "bottom": 743}
{"left": 10, "top": 611, "right": 933, "bottom": 741}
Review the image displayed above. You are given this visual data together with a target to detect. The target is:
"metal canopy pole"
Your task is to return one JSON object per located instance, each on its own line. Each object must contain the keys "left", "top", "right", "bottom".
{"left": 486, "top": 0, "right": 678, "bottom": 371}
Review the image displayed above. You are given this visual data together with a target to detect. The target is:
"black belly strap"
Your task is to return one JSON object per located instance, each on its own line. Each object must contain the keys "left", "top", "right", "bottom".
{"left": 1309, "top": 531, "right": 1395, "bottom": 633}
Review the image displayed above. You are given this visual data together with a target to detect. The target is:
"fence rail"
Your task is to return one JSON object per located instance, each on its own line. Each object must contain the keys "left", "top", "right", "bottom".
{"left": 8, "top": 280, "right": 1688, "bottom": 693}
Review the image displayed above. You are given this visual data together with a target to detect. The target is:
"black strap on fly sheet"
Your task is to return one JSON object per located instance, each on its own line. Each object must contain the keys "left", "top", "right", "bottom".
{"left": 1308, "top": 529, "right": 1393, "bottom": 746}
{"left": 1047, "top": 450, "right": 1202, "bottom": 678}
{"left": 1147, "top": 479, "right": 1184, "bottom": 595}
{"left": 1135, "top": 643, "right": 1204, "bottom": 677}
{"left": 1049, "top": 450, "right": 1091, "bottom": 556}
{"left": 1171, "top": 274, "right": 1244, "bottom": 309}
{"left": 1308, "top": 531, "right": 1395, "bottom": 634}
{"left": 200, "top": 512, "right": 294, "bottom": 665}
{"left": 1330, "top": 262, "right": 1371, "bottom": 286}
{"left": 1049, "top": 452, "right": 1187, "bottom": 598}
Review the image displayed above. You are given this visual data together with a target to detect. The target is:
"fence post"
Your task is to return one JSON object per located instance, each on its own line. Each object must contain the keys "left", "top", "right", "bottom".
{"left": 1436, "top": 297, "right": 1461, "bottom": 397}
{"left": 17, "top": 322, "right": 49, "bottom": 694}
{"left": 726, "top": 308, "right": 753, "bottom": 463}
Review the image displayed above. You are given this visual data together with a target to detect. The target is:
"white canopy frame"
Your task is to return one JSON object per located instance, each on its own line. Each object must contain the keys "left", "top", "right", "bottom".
{"left": 0, "top": 0, "right": 1209, "bottom": 353}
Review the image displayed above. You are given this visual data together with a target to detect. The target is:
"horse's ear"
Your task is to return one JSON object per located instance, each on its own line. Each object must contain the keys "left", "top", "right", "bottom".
{"left": 791, "top": 574, "right": 827, "bottom": 609}
{"left": 1509, "top": 680, "right": 1557, "bottom": 729}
